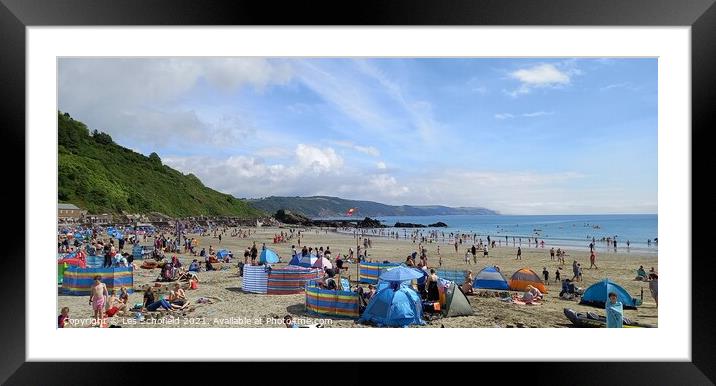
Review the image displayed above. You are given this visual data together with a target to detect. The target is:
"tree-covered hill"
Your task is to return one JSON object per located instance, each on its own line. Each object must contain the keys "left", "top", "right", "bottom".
{"left": 57, "top": 112, "right": 264, "bottom": 218}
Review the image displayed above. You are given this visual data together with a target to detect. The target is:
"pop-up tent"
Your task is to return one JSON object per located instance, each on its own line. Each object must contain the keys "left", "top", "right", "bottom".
{"left": 290, "top": 254, "right": 332, "bottom": 269}
{"left": 216, "top": 249, "right": 231, "bottom": 259}
{"left": 259, "top": 248, "right": 280, "bottom": 264}
{"left": 508, "top": 268, "right": 547, "bottom": 293}
{"left": 442, "top": 281, "right": 473, "bottom": 317}
{"left": 579, "top": 278, "right": 640, "bottom": 309}
{"left": 473, "top": 266, "right": 509, "bottom": 290}
{"left": 358, "top": 284, "right": 425, "bottom": 327}
{"left": 289, "top": 253, "right": 302, "bottom": 266}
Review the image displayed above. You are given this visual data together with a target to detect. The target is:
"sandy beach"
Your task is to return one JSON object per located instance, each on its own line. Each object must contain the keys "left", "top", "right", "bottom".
{"left": 57, "top": 226, "right": 658, "bottom": 328}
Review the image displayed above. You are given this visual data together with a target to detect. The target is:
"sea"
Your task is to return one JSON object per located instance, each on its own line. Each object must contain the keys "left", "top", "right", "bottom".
{"left": 319, "top": 214, "right": 658, "bottom": 255}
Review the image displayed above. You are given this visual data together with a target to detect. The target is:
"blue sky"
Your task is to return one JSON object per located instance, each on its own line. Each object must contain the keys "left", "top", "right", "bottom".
{"left": 58, "top": 58, "right": 657, "bottom": 214}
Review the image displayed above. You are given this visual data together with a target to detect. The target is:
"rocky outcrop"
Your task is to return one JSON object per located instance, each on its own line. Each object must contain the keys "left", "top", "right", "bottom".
{"left": 428, "top": 222, "right": 448, "bottom": 227}
{"left": 357, "top": 217, "right": 385, "bottom": 228}
{"left": 274, "top": 209, "right": 313, "bottom": 226}
{"left": 394, "top": 222, "right": 426, "bottom": 228}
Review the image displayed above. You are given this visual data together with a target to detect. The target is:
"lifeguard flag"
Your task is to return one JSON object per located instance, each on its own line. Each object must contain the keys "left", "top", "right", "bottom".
{"left": 346, "top": 208, "right": 356, "bottom": 216}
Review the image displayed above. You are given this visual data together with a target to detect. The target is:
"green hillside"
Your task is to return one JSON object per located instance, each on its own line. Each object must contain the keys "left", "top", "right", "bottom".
{"left": 248, "top": 196, "right": 497, "bottom": 218}
{"left": 57, "top": 112, "right": 264, "bottom": 218}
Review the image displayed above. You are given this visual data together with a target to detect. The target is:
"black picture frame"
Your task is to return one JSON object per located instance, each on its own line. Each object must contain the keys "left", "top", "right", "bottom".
{"left": 1, "top": 0, "right": 714, "bottom": 384}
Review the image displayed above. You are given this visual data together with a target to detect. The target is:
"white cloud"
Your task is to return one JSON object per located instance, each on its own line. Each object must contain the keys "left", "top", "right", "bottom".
{"left": 494, "top": 113, "right": 515, "bottom": 120}
{"left": 376, "top": 161, "right": 387, "bottom": 169}
{"left": 511, "top": 63, "right": 570, "bottom": 86}
{"left": 58, "top": 58, "right": 292, "bottom": 147}
{"left": 163, "top": 152, "right": 651, "bottom": 214}
{"left": 295, "top": 144, "right": 344, "bottom": 174}
{"left": 506, "top": 63, "right": 580, "bottom": 97}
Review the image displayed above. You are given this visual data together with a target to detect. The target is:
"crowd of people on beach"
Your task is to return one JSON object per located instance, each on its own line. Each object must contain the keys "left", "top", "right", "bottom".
{"left": 58, "top": 220, "right": 658, "bottom": 328}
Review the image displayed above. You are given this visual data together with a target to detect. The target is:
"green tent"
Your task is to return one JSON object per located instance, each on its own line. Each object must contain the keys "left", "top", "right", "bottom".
{"left": 443, "top": 281, "right": 473, "bottom": 317}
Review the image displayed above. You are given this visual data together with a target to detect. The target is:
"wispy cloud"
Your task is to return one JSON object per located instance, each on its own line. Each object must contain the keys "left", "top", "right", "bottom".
{"left": 355, "top": 60, "right": 442, "bottom": 143}
{"left": 495, "top": 111, "right": 554, "bottom": 120}
{"left": 494, "top": 113, "right": 515, "bottom": 120}
{"left": 600, "top": 82, "right": 640, "bottom": 92}
{"left": 331, "top": 140, "right": 380, "bottom": 157}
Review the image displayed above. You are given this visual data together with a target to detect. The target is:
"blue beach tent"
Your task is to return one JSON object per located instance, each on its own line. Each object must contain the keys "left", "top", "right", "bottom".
{"left": 579, "top": 278, "right": 640, "bottom": 310}
{"left": 216, "top": 249, "right": 230, "bottom": 259}
{"left": 358, "top": 284, "right": 425, "bottom": 327}
{"left": 259, "top": 248, "right": 280, "bottom": 264}
{"left": 289, "top": 253, "right": 302, "bottom": 266}
{"left": 473, "top": 266, "right": 509, "bottom": 290}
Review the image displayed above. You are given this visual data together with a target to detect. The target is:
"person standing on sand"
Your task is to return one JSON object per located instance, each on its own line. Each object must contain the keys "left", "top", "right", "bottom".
{"left": 483, "top": 244, "right": 489, "bottom": 258}
{"left": 89, "top": 275, "right": 108, "bottom": 323}
{"left": 571, "top": 260, "right": 579, "bottom": 281}
{"left": 516, "top": 246, "right": 522, "bottom": 260}
{"left": 471, "top": 245, "right": 477, "bottom": 264}
{"left": 589, "top": 250, "right": 598, "bottom": 269}
{"left": 550, "top": 247, "right": 555, "bottom": 260}
{"left": 250, "top": 243, "right": 258, "bottom": 265}
{"left": 464, "top": 249, "right": 470, "bottom": 264}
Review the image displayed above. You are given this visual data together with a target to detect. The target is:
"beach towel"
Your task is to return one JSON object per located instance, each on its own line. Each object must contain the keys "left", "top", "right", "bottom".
{"left": 606, "top": 301, "right": 624, "bottom": 328}
{"left": 512, "top": 299, "right": 542, "bottom": 305}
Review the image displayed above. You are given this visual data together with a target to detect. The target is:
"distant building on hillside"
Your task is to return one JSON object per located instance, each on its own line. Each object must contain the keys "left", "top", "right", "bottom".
{"left": 83, "top": 213, "right": 113, "bottom": 224}
{"left": 58, "top": 203, "right": 82, "bottom": 220}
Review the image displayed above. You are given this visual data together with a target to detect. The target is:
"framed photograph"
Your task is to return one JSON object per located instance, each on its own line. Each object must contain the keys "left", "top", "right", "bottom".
{"left": 3, "top": 0, "right": 714, "bottom": 383}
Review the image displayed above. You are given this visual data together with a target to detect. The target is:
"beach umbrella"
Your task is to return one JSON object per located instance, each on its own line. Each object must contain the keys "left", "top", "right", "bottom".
{"left": 379, "top": 265, "right": 425, "bottom": 282}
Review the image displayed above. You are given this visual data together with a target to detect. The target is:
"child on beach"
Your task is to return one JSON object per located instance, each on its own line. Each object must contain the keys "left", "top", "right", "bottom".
{"left": 555, "top": 268, "right": 561, "bottom": 283}
{"left": 58, "top": 307, "right": 69, "bottom": 328}
{"left": 89, "top": 275, "right": 108, "bottom": 322}
{"left": 464, "top": 249, "right": 470, "bottom": 264}
{"left": 542, "top": 267, "right": 549, "bottom": 284}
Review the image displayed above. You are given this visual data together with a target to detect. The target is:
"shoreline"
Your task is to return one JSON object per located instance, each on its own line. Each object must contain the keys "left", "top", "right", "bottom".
{"left": 330, "top": 228, "right": 658, "bottom": 256}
